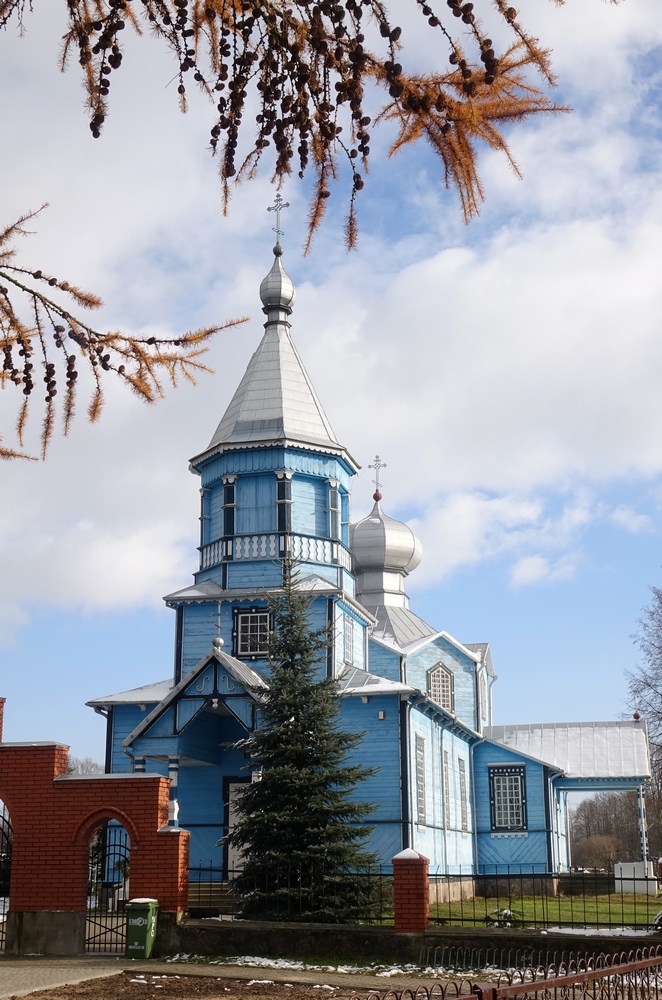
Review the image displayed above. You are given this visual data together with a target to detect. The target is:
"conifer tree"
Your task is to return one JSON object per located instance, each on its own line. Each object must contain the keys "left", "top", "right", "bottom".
{"left": 228, "top": 562, "right": 380, "bottom": 922}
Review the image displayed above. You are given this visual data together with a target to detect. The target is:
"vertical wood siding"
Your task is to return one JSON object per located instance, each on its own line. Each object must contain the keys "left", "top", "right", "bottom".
{"left": 291, "top": 475, "right": 327, "bottom": 535}
{"left": 473, "top": 740, "right": 550, "bottom": 872}
{"left": 407, "top": 638, "right": 478, "bottom": 730}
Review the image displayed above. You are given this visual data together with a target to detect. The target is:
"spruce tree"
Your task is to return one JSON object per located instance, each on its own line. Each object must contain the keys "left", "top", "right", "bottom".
{"left": 228, "top": 563, "right": 380, "bottom": 922}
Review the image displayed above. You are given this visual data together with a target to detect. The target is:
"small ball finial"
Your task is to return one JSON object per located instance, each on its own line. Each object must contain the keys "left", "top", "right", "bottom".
{"left": 373, "top": 490, "right": 382, "bottom": 502}
{"left": 633, "top": 711, "right": 641, "bottom": 721}
{"left": 212, "top": 635, "right": 224, "bottom": 651}
{"left": 273, "top": 243, "right": 283, "bottom": 257}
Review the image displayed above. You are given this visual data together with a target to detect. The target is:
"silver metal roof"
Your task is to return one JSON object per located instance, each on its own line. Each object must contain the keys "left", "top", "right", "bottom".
{"left": 463, "top": 642, "right": 497, "bottom": 678}
{"left": 369, "top": 606, "right": 437, "bottom": 651}
{"left": 87, "top": 679, "right": 174, "bottom": 708}
{"left": 194, "top": 247, "right": 346, "bottom": 460}
{"left": 350, "top": 501, "right": 422, "bottom": 575}
{"left": 337, "top": 664, "right": 415, "bottom": 697}
{"left": 485, "top": 721, "right": 651, "bottom": 779}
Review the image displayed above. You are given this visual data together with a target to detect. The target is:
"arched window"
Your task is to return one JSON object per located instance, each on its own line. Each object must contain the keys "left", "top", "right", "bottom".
{"left": 428, "top": 664, "right": 454, "bottom": 712}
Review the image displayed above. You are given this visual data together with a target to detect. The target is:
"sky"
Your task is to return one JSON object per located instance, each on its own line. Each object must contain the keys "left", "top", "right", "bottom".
{"left": 1, "top": 1, "right": 662, "bottom": 761}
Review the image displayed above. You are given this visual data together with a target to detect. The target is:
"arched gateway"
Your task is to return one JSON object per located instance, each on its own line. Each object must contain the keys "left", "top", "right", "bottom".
{"left": 0, "top": 703, "right": 189, "bottom": 956}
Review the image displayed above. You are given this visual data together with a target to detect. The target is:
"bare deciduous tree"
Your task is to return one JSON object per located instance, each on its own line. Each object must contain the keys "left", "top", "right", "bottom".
{"left": 629, "top": 588, "right": 662, "bottom": 793}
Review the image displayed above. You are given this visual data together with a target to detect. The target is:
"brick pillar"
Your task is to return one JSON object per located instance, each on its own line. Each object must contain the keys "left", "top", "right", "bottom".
{"left": 392, "top": 848, "right": 429, "bottom": 933}
{"left": 0, "top": 697, "right": 6, "bottom": 742}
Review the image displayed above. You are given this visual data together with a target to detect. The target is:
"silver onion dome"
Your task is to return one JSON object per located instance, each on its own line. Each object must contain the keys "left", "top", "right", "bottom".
{"left": 350, "top": 495, "right": 422, "bottom": 576}
{"left": 259, "top": 244, "right": 296, "bottom": 314}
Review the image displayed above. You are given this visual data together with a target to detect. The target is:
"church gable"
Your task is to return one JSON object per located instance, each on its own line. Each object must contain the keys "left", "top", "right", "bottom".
{"left": 407, "top": 636, "right": 478, "bottom": 730}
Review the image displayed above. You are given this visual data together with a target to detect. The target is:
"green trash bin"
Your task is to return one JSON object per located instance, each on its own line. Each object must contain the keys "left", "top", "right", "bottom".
{"left": 125, "top": 898, "right": 160, "bottom": 959}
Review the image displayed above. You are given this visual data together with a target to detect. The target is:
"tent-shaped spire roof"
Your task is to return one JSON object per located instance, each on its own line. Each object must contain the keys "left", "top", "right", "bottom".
{"left": 191, "top": 241, "right": 354, "bottom": 469}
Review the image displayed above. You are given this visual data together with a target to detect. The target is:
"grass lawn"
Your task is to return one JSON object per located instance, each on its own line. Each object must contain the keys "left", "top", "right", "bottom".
{"left": 430, "top": 893, "right": 662, "bottom": 929}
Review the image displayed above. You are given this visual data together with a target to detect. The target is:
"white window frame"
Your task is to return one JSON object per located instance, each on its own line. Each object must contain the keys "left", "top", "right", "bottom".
{"left": 428, "top": 664, "right": 454, "bottom": 712}
{"left": 458, "top": 758, "right": 468, "bottom": 833}
{"left": 490, "top": 765, "right": 527, "bottom": 831}
{"left": 443, "top": 750, "right": 451, "bottom": 829}
{"left": 236, "top": 611, "right": 271, "bottom": 657}
{"left": 343, "top": 616, "right": 354, "bottom": 665}
{"left": 415, "top": 735, "right": 426, "bottom": 826}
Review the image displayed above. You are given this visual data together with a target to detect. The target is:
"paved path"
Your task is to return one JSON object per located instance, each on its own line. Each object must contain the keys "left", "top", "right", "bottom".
{"left": 0, "top": 957, "right": 126, "bottom": 998}
{"left": 0, "top": 957, "right": 430, "bottom": 998}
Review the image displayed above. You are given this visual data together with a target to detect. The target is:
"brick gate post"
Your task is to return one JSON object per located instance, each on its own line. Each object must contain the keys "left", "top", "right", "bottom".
{"left": 392, "top": 848, "right": 430, "bottom": 933}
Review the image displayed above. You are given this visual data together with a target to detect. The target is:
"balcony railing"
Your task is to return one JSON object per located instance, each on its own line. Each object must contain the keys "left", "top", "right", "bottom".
{"left": 199, "top": 532, "right": 352, "bottom": 571}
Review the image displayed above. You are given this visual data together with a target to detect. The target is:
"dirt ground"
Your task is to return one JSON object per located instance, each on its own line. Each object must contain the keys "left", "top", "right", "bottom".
{"left": 6, "top": 973, "right": 370, "bottom": 1000}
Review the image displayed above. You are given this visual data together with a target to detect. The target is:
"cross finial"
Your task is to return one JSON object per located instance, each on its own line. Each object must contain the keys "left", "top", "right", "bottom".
{"left": 368, "top": 454, "right": 387, "bottom": 502}
{"left": 267, "top": 193, "right": 290, "bottom": 248}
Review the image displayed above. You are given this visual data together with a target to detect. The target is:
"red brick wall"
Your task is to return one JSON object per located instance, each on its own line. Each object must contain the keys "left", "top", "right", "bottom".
{"left": 0, "top": 743, "right": 189, "bottom": 913}
{"left": 392, "top": 849, "right": 430, "bottom": 933}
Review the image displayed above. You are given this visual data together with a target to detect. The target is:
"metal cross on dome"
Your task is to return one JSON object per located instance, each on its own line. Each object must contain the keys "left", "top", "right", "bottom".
{"left": 267, "top": 192, "right": 290, "bottom": 242}
{"left": 368, "top": 455, "right": 387, "bottom": 500}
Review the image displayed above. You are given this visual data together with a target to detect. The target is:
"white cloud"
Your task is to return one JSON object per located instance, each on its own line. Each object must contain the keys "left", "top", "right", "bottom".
{"left": 510, "top": 553, "right": 580, "bottom": 589}
{"left": 609, "top": 506, "right": 654, "bottom": 534}
{"left": 1, "top": 0, "right": 661, "bottom": 625}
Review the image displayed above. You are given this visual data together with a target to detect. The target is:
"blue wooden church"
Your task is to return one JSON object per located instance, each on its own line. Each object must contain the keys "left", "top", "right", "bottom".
{"left": 89, "top": 231, "right": 652, "bottom": 876}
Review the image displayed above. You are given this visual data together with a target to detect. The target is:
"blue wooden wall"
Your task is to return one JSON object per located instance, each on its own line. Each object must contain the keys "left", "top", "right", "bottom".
{"left": 339, "top": 693, "right": 403, "bottom": 863}
{"left": 407, "top": 638, "right": 477, "bottom": 730}
{"left": 408, "top": 705, "right": 475, "bottom": 870}
{"left": 236, "top": 475, "right": 276, "bottom": 533}
{"left": 473, "top": 741, "right": 550, "bottom": 873}
{"left": 367, "top": 639, "right": 401, "bottom": 683}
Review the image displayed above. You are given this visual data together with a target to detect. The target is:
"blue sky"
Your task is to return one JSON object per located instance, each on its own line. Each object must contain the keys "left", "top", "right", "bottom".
{"left": 1, "top": 1, "right": 662, "bottom": 760}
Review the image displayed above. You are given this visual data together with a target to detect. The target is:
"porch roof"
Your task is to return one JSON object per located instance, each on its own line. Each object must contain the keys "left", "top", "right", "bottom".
{"left": 485, "top": 721, "right": 651, "bottom": 780}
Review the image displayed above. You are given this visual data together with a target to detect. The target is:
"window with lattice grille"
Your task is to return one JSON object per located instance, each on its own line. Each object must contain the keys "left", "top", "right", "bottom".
{"left": 489, "top": 766, "right": 527, "bottom": 831}
{"left": 343, "top": 616, "right": 354, "bottom": 664}
{"left": 459, "top": 758, "right": 468, "bottom": 833}
{"left": 236, "top": 612, "right": 271, "bottom": 657}
{"left": 428, "top": 665, "right": 454, "bottom": 712}
{"left": 443, "top": 750, "right": 451, "bottom": 828}
{"left": 416, "top": 735, "right": 426, "bottom": 826}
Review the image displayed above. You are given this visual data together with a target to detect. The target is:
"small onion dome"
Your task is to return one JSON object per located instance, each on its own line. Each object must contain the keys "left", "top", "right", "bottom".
{"left": 350, "top": 499, "right": 422, "bottom": 575}
{"left": 259, "top": 243, "right": 296, "bottom": 314}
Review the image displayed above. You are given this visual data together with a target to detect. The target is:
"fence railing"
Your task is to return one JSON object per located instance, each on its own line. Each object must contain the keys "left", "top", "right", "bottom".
{"left": 188, "top": 863, "right": 393, "bottom": 924}
{"left": 428, "top": 868, "right": 662, "bottom": 930}
{"left": 351, "top": 946, "right": 662, "bottom": 1000}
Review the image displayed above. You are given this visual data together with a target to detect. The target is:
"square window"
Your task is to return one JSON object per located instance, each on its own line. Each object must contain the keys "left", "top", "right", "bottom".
{"left": 236, "top": 612, "right": 271, "bottom": 657}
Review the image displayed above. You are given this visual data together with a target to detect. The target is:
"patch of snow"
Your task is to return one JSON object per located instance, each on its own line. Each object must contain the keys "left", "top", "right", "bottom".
{"left": 545, "top": 926, "right": 654, "bottom": 936}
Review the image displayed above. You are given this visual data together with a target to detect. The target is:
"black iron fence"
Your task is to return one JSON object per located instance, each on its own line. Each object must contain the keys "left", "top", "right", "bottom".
{"left": 0, "top": 804, "right": 11, "bottom": 952}
{"left": 352, "top": 946, "right": 662, "bottom": 1000}
{"left": 429, "top": 868, "right": 662, "bottom": 930}
{"left": 188, "top": 863, "right": 393, "bottom": 923}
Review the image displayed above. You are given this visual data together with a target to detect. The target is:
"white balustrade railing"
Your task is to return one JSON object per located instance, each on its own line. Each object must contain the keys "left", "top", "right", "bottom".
{"left": 199, "top": 533, "right": 352, "bottom": 571}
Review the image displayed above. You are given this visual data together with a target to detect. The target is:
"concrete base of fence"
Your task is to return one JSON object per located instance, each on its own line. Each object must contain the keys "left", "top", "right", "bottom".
{"left": 5, "top": 910, "right": 86, "bottom": 956}
{"left": 154, "top": 918, "right": 662, "bottom": 966}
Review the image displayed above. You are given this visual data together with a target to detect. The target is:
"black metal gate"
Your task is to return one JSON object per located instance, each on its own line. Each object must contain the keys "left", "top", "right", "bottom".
{"left": 0, "top": 802, "right": 11, "bottom": 953}
{"left": 85, "top": 821, "right": 130, "bottom": 953}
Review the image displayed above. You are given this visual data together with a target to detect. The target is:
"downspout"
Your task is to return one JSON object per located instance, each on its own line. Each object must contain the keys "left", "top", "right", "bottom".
{"left": 94, "top": 706, "right": 112, "bottom": 774}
